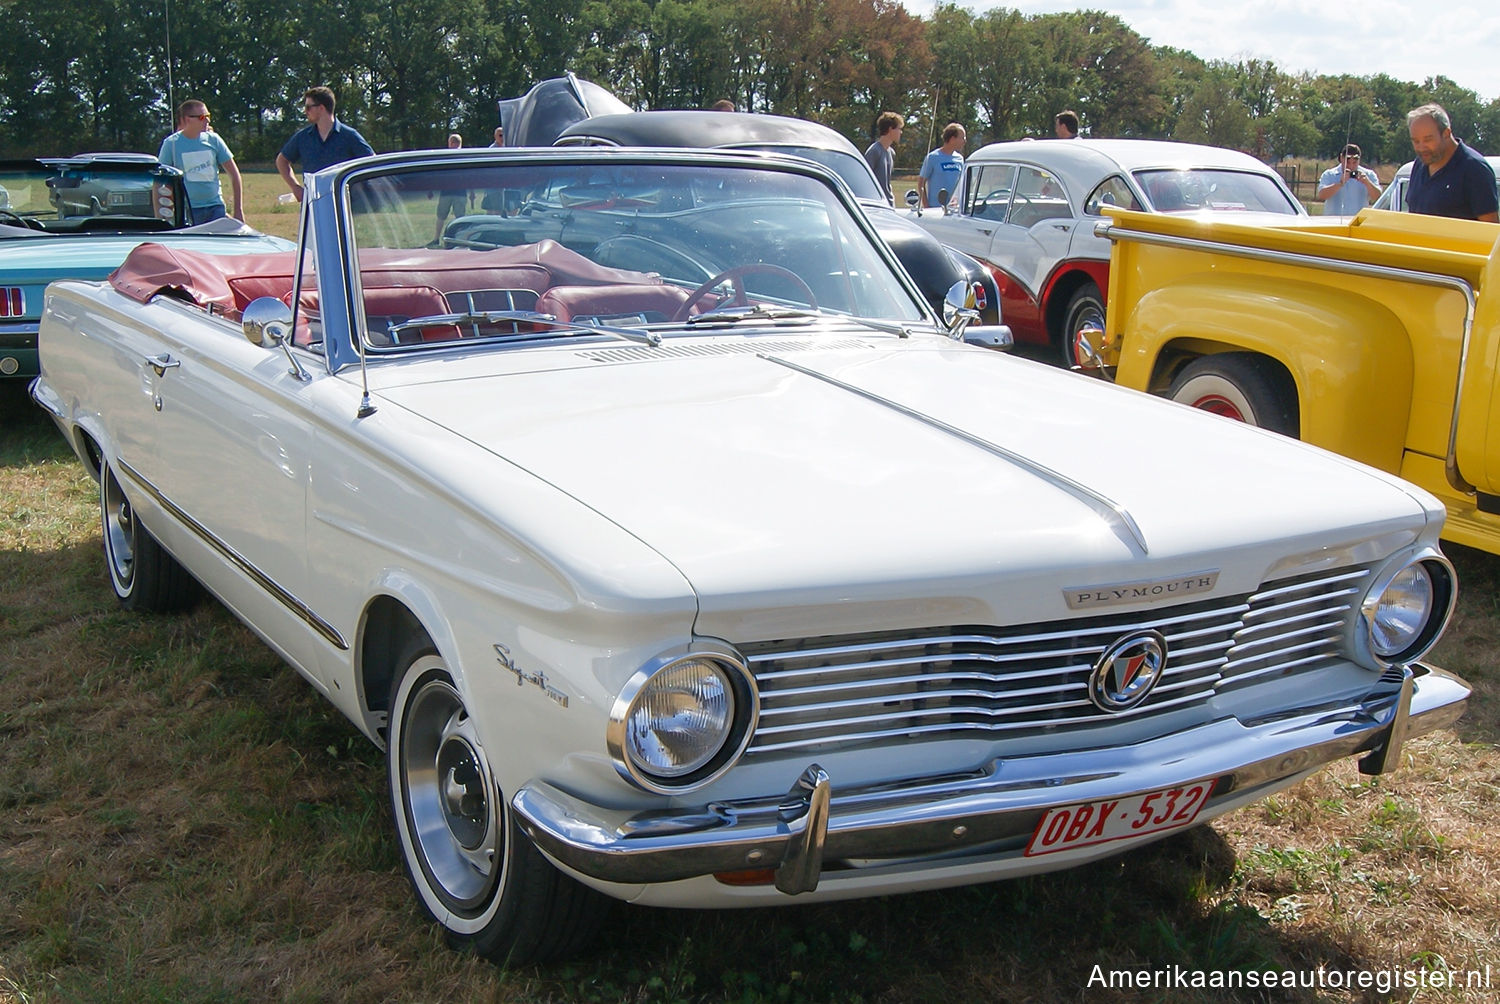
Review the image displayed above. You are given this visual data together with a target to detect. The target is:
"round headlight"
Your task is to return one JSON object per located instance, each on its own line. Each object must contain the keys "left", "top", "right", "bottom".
{"left": 1361, "top": 555, "right": 1455, "bottom": 666}
{"left": 609, "top": 649, "right": 757, "bottom": 792}
{"left": 627, "top": 659, "right": 732, "bottom": 777}
{"left": 1369, "top": 564, "right": 1432, "bottom": 657}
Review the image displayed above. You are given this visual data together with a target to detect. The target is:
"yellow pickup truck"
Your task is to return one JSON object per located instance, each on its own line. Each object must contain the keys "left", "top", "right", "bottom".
{"left": 1094, "top": 206, "right": 1500, "bottom": 554}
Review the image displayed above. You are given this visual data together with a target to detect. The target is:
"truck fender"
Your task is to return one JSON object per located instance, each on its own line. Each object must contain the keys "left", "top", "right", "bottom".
{"left": 1115, "top": 273, "right": 1413, "bottom": 472}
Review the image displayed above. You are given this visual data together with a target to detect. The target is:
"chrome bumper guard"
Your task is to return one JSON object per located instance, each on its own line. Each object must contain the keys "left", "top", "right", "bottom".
{"left": 512, "top": 664, "right": 1468, "bottom": 895}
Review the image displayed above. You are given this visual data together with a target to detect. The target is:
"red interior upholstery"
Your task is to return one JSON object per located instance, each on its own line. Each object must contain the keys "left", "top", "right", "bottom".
{"left": 108, "top": 240, "right": 678, "bottom": 343}
{"left": 535, "top": 284, "right": 690, "bottom": 322}
{"left": 228, "top": 275, "right": 298, "bottom": 310}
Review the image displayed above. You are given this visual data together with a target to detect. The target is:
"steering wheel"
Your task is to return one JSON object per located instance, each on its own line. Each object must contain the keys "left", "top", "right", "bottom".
{"left": 0, "top": 209, "right": 35, "bottom": 229}
{"left": 672, "top": 263, "right": 818, "bottom": 321}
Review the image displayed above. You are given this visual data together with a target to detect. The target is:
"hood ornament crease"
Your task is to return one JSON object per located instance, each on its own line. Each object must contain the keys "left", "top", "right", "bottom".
{"left": 759, "top": 353, "right": 1149, "bottom": 555}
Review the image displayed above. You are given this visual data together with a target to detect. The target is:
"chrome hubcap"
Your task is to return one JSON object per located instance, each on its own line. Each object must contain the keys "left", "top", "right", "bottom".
{"left": 102, "top": 469, "right": 135, "bottom": 586}
{"left": 401, "top": 675, "right": 500, "bottom": 910}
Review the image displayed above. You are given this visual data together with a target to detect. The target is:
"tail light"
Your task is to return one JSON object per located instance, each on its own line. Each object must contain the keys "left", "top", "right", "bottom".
{"left": 0, "top": 287, "right": 23, "bottom": 317}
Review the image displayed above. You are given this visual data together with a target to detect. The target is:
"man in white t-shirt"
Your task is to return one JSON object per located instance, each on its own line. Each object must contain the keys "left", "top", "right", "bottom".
{"left": 918, "top": 123, "right": 966, "bottom": 209}
{"left": 158, "top": 99, "right": 243, "bottom": 225}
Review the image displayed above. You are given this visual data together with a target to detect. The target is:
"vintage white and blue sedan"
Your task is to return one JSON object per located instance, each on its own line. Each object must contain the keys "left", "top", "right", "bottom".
{"left": 31, "top": 147, "right": 1469, "bottom": 965}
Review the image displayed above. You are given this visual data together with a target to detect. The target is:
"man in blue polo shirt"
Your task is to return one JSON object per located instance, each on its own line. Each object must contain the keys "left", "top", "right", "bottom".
{"left": 1405, "top": 103, "right": 1498, "bottom": 222}
{"left": 275, "top": 86, "right": 375, "bottom": 203}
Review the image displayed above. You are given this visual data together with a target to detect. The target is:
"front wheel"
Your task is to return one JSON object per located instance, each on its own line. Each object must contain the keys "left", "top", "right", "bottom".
{"left": 1060, "top": 282, "right": 1106, "bottom": 371}
{"left": 387, "top": 639, "right": 606, "bottom": 964}
{"left": 1166, "top": 353, "right": 1299, "bottom": 437}
{"left": 100, "top": 460, "right": 199, "bottom": 612}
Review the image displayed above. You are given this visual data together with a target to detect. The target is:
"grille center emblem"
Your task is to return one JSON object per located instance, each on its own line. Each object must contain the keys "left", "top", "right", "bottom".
{"left": 1089, "top": 630, "right": 1168, "bottom": 712}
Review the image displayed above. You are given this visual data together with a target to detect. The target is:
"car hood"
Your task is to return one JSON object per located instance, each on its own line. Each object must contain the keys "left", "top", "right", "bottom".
{"left": 374, "top": 336, "right": 1434, "bottom": 637}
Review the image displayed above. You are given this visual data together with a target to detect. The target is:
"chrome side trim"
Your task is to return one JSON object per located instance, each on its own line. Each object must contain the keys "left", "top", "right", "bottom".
{"left": 117, "top": 458, "right": 348, "bottom": 650}
{"left": 1098, "top": 221, "right": 1479, "bottom": 495}
{"left": 512, "top": 664, "right": 1469, "bottom": 887}
{"left": 760, "top": 353, "right": 1149, "bottom": 554}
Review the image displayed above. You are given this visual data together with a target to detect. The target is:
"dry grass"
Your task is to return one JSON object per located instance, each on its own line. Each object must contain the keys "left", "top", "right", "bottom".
{"left": 2, "top": 380, "right": 1497, "bottom": 1003}
{"left": 238, "top": 168, "right": 301, "bottom": 242}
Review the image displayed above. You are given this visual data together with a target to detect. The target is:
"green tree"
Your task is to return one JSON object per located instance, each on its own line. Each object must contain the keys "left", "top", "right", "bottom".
{"left": 1174, "top": 65, "right": 1253, "bottom": 149}
{"left": 971, "top": 8, "right": 1038, "bottom": 143}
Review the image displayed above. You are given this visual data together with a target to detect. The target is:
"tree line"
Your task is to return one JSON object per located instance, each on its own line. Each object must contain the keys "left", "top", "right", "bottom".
{"left": 3, "top": 0, "right": 1498, "bottom": 168}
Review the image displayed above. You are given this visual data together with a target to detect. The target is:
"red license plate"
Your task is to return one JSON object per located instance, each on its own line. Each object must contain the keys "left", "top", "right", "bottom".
{"left": 1024, "top": 779, "right": 1216, "bottom": 856}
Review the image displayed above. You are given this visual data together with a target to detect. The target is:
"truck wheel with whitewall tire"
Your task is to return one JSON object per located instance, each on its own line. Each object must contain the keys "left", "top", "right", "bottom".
{"left": 1166, "top": 353, "right": 1300, "bottom": 437}
{"left": 386, "top": 637, "right": 607, "bottom": 964}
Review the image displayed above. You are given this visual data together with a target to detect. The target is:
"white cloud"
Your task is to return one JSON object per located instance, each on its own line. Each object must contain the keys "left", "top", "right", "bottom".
{"left": 902, "top": 1, "right": 1500, "bottom": 104}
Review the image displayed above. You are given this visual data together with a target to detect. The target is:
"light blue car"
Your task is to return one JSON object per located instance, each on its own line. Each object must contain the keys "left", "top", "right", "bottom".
{"left": 0, "top": 153, "right": 291, "bottom": 381}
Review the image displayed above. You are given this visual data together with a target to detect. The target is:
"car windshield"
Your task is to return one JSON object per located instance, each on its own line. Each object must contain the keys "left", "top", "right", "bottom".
{"left": 1133, "top": 168, "right": 1298, "bottom": 214}
{"left": 0, "top": 161, "right": 185, "bottom": 233}
{"left": 342, "top": 158, "right": 926, "bottom": 351}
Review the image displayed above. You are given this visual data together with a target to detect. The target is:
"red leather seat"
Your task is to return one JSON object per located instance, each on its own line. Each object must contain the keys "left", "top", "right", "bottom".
{"left": 534, "top": 284, "right": 689, "bottom": 323}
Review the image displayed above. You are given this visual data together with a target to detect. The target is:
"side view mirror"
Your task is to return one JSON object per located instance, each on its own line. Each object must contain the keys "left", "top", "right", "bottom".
{"left": 942, "top": 281, "right": 1012, "bottom": 350}
{"left": 243, "top": 296, "right": 292, "bottom": 347}
{"left": 243, "top": 295, "right": 310, "bottom": 381}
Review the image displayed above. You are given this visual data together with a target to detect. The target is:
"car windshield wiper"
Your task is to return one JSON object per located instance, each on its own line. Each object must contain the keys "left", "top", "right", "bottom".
{"left": 385, "top": 310, "right": 661, "bottom": 347}
{"left": 685, "top": 304, "right": 924, "bottom": 338}
{"left": 683, "top": 304, "right": 822, "bottom": 327}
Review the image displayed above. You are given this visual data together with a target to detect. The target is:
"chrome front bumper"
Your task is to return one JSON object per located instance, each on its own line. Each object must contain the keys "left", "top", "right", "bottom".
{"left": 512, "top": 664, "right": 1469, "bottom": 895}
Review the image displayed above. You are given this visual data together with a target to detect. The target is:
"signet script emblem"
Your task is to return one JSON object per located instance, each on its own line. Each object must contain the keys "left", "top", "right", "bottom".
{"left": 1088, "top": 630, "right": 1168, "bottom": 712}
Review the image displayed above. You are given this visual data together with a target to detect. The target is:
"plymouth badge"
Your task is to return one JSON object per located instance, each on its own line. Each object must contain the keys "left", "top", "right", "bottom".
{"left": 1088, "top": 630, "right": 1168, "bottom": 712}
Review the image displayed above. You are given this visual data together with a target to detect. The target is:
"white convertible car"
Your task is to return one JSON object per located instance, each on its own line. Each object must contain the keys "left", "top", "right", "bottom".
{"left": 31, "top": 147, "right": 1469, "bottom": 965}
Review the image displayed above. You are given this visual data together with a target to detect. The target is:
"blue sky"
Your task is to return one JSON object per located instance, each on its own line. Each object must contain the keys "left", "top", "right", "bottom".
{"left": 900, "top": 1, "right": 1500, "bottom": 104}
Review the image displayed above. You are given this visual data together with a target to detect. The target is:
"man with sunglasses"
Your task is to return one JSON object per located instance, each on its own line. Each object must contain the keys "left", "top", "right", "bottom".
{"left": 275, "top": 86, "right": 375, "bottom": 204}
{"left": 158, "top": 99, "right": 243, "bottom": 225}
{"left": 1316, "top": 143, "right": 1379, "bottom": 217}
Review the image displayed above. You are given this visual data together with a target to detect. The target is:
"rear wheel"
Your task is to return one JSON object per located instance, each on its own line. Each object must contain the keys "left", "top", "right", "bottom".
{"left": 1166, "top": 353, "right": 1299, "bottom": 437}
{"left": 387, "top": 638, "right": 606, "bottom": 965}
{"left": 1060, "top": 283, "right": 1106, "bottom": 370}
{"left": 100, "top": 460, "right": 200, "bottom": 612}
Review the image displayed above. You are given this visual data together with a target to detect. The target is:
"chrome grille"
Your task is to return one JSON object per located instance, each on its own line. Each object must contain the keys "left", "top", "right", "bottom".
{"left": 741, "top": 566, "right": 1370, "bottom": 758}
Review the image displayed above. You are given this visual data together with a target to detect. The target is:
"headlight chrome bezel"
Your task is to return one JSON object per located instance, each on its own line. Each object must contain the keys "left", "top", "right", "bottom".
{"left": 607, "top": 644, "right": 759, "bottom": 794}
{"left": 1357, "top": 549, "right": 1456, "bottom": 669}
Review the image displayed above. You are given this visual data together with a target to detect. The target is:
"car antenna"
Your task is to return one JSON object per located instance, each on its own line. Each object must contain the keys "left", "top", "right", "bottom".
{"left": 355, "top": 327, "right": 377, "bottom": 418}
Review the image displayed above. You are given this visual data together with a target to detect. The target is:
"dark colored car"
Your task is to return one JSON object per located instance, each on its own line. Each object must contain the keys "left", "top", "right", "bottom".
{"left": 551, "top": 110, "right": 1001, "bottom": 325}
{"left": 0, "top": 154, "right": 291, "bottom": 380}
{"left": 497, "top": 74, "right": 633, "bottom": 148}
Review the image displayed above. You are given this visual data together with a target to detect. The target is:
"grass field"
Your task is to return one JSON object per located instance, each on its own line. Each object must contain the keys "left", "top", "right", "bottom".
{"left": 238, "top": 167, "right": 301, "bottom": 242}
{"left": 2, "top": 246, "right": 1497, "bottom": 999}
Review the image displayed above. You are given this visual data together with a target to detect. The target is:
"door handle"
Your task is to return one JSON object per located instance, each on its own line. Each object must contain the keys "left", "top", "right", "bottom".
{"left": 147, "top": 353, "right": 180, "bottom": 377}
